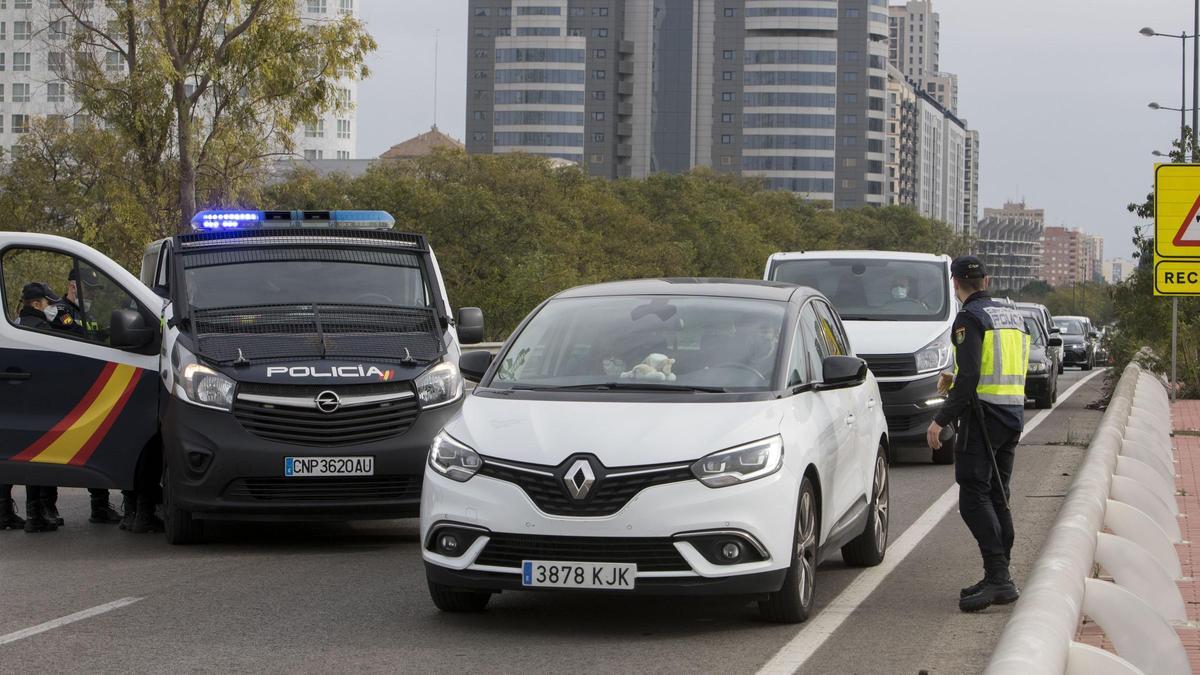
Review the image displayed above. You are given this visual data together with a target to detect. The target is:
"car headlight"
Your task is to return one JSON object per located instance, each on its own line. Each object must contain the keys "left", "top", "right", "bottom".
{"left": 691, "top": 436, "right": 784, "bottom": 488}
{"left": 428, "top": 432, "right": 482, "bottom": 482}
{"left": 171, "top": 343, "right": 235, "bottom": 411}
{"left": 416, "top": 361, "right": 464, "bottom": 409}
{"left": 915, "top": 329, "right": 953, "bottom": 372}
{"left": 1028, "top": 362, "right": 1047, "bottom": 374}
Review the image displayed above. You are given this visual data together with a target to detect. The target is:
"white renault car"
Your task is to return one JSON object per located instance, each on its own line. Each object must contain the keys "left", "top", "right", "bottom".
{"left": 420, "top": 279, "right": 889, "bottom": 623}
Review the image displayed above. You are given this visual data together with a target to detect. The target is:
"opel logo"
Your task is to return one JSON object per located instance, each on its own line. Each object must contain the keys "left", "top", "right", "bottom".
{"left": 315, "top": 390, "right": 341, "bottom": 414}
{"left": 563, "top": 459, "right": 596, "bottom": 500}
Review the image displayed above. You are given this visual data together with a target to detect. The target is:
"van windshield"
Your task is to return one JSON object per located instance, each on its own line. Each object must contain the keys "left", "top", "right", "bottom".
{"left": 184, "top": 261, "right": 431, "bottom": 310}
{"left": 770, "top": 258, "right": 949, "bottom": 322}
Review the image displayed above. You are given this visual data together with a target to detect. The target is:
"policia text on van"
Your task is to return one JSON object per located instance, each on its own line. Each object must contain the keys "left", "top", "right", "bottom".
{"left": 0, "top": 210, "right": 484, "bottom": 544}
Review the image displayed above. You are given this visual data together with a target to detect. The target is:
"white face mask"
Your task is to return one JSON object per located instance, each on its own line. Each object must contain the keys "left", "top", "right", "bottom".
{"left": 891, "top": 286, "right": 908, "bottom": 300}
{"left": 43, "top": 304, "right": 59, "bottom": 321}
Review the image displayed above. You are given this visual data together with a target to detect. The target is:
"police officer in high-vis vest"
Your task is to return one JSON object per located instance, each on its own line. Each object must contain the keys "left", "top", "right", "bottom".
{"left": 926, "top": 256, "right": 1031, "bottom": 613}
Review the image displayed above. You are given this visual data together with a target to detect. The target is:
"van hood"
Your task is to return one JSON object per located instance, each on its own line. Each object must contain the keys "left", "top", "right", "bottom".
{"left": 843, "top": 320, "right": 947, "bottom": 356}
{"left": 445, "top": 395, "right": 785, "bottom": 467}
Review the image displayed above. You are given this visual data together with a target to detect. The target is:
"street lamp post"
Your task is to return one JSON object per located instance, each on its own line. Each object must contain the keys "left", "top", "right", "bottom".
{"left": 1143, "top": 28, "right": 1193, "bottom": 155}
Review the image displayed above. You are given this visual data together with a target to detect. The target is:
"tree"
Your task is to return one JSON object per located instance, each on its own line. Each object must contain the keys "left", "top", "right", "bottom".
{"left": 56, "top": 0, "right": 375, "bottom": 231}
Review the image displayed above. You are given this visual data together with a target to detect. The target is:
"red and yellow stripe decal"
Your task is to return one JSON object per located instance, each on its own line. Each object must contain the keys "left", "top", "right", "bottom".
{"left": 11, "top": 363, "right": 143, "bottom": 466}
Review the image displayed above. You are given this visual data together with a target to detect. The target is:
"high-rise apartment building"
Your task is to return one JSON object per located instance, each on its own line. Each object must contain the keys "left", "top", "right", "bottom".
{"left": 1040, "top": 227, "right": 1105, "bottom": 286}
{"left": 963, "top": 129, "right": 979, "bottom": 233}
{"left": 885, "top": 64, "right": 917, "bottom": 207}
{"left": 887, "top": 0, "right": 938, "bottom": 85}
{"left": 0, "top": 0, "right": 356, "bottom": 159}
{"left": 977, "top": 201, "right": 1044, "bottom": 292}
{"left": 1083, "top": 233, "right": 1104, "bottom": 283}
{"left": 467, "top": 0, "right": 891, "bottom": 207}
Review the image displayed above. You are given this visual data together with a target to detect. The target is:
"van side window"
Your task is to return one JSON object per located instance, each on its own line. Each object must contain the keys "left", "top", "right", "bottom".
{"left": 2, "top": 247, "right": 139, "bottom": 349}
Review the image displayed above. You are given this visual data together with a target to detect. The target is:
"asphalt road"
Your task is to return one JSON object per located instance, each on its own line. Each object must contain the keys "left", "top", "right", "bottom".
{"left": 0, "top": 368, "right": 1107, "bottom": 674}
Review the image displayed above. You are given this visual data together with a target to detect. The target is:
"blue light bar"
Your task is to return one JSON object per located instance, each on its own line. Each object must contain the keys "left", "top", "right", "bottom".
{"left": 190, "top": 210, "right": 395, "bottom": 232}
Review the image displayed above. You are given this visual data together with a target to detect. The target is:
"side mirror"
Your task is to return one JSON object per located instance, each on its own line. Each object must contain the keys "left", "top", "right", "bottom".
{"left": 1049, "top": 326, "right": 1061, "bottom": 334}
{"left": 110, "top": 308, "right": 155, "bottom": 349}
{"left": 152, "top": 284, "right": 170, "bottom": 299}
{"left": 459, "top": 350, "right": 494, "bottom": 382}
{"left": 1048, "top": 336, "right": 1063, "bottom": 348}
{"left": 456, "top": 307, "right": 485, "bottom": 345}
{"left": 817, "top": 355, "right": 868, "bottom": 390}
{"left": 1088, "top": 331, "right": 1099, "bottom": 340}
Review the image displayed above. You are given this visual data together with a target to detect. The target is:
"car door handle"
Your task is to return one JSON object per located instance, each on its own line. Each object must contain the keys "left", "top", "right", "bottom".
{"left": 867, "top": 397, "right": 876, "bottom": 409}
{"left": 0, "top": 369, "right": 31, "bottom": 381}
{"left": 844, "top": 414, "right": 856, "bottom": 426}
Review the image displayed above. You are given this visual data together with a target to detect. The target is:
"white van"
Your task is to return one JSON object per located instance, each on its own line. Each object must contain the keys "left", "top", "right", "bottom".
{"left": 765, "top": 251, "right": 955, "bottom": 463}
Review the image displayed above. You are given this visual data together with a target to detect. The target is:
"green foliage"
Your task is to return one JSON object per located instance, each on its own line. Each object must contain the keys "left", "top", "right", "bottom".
{"left": 265, "top": 150, "right": 971, "bottom": 339}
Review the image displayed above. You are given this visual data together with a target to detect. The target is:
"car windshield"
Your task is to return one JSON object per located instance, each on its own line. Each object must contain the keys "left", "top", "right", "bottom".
{"left": 1054, "top": 318, "right": 1085, "bottom": 335}
{"left": 183, "top": 261, "right": 431, "bottom": 310}
{"left": 489, "top": 295, "right": 787, "bottom": 392}
{"left": 769, "top": 258, "right": 948, "bottom": 322}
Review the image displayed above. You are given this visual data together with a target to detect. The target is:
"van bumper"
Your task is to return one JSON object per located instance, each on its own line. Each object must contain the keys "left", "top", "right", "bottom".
{"left": 877, "top": 372, "right": 945, "bottom": 443}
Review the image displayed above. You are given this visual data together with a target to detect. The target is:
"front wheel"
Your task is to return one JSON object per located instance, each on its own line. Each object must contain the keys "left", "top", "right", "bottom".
{"left": 842, "top": 446, "right": 889, "bottom": 567}
{"left": 163, "top": 463, "right": 204, "bottom": 545}
{"left": 759, "top": 477, "right": 818, "bottom": 623}
{"left": 427, "top": 579, "right": 491, "bottom": 613}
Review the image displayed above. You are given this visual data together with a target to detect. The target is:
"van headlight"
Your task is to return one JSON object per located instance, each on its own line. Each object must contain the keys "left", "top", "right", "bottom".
{"left": 416, "top": 361, "right": 464, "bottom": 409}
{"left": 428, "top": 432, "right": 482, "bottom": 482}
{"left": 691, "top": 436, "right": 784, "bottom": 488}
{"left": 915, "top": 329, "right": 953, "bottom": 372}
{"left": 171, "top": 344, "right": 235, "bottom": 411}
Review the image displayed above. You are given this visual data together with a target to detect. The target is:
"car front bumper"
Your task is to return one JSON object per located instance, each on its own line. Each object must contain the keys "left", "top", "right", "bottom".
{"left": 1025, "top": 372, "right": 1051, "bottom": 398}
{"left": 877, "top": 372, "right": 945, "bottom": 442}
{"left": 163, "top": 396, "right": 461, "bottom": 521}
{"left": 1062, "top": 347, "right": 1090, "bottom": 366}
{"left": 420, "top": 464, "right": 798, "bottom": 595}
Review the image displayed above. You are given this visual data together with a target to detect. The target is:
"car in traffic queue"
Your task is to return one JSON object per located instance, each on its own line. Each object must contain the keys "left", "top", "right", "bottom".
{"left": 1022, "top": 315, "right": 1061, "bottom": 409}
{"left": 420, "top": 279, "right": 890, "bottom": 624}
{"left": 0, "top": 210, "right": 483, "bottom": 544}
{"left": 764, "top": 251, "right": 956, "bottom": 464}
{"left": 1015, "top": 301, "right": 1062, "bottom": 375}
{"left": 1053, "top": 315, "right": 1098, "bottom": 370}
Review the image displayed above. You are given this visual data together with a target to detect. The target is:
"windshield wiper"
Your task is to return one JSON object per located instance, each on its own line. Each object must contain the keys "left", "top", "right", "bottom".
{"left": 509, "top": 382, "right": 728, "bottom": 393}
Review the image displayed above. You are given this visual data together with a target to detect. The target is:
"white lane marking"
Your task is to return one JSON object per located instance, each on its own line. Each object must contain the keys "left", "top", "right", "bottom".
{"left": 756, "top": 368, "right": 1106, "bottom": 674}
{"left": 0, "top": 597, "right": 142, "bottom": 646}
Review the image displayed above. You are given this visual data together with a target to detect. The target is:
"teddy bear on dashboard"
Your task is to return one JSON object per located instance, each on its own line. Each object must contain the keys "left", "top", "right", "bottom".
{"left": 620, "top": 353, "right": 677, "bottom": 382}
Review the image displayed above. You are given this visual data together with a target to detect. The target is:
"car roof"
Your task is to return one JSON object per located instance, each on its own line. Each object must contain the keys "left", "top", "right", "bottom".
{"left": 767, "top": 250, "right": 951, "bottom": 264}
{"left": 553, "top": 278, "right": 813, "bottom": 302}
{"left": 1014, "top": 301, "right": 1048, "bottom": 312}
{"left": 1055, "top": 315, "right": 1090, "bottom": 322}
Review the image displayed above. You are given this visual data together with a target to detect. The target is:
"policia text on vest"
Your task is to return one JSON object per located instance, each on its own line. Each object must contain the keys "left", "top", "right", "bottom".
{"left": 926, "top": 256, "right": 1031, "bottom": 613}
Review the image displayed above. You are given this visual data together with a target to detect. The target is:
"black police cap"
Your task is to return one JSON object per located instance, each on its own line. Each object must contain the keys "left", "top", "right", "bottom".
{"left": 21, "top": 282, "right": 61, "bottom": 303}
{"left": 951, "top": 255, "right": 987, "bottom": 280}
{"left": 67, "top": 267, "right": 101, "bottom": 286}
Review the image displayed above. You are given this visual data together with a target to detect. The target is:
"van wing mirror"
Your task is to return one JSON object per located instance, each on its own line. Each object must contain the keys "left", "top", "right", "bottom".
{"left": 459, "top": 350, "right": 494, "bottom": 382}
{"left": 456, "top": 307, "right": 485, "bottom": 345}
{"left": 109, "top": 308, "right": 155, "bottom": 349}
{"left": 817, "top": 355, "right": 868, "bottom": 390}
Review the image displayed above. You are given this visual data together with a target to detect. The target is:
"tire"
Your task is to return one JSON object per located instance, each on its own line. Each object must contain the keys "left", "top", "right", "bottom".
{"left": 163, "top": 463, "right": 204, "bottom": 545}
{"left": 1082, "top": 354, "right": 1093, "bottom": 371}
{"left": 427, "top": 579, "right": 491, "bottom": 613}
{"left": 760, "top": 477, "right": 819, "bottom": 623}
{"left": 842, "top": 446, "right": 889, "bottom": 567}
{"left": 1034, "top": 385, "right": 1053, "bottom": 409}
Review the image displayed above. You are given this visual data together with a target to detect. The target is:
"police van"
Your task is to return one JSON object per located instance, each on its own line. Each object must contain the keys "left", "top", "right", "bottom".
{"left": 0, "top": 210, "right": 483, "bottom": 543}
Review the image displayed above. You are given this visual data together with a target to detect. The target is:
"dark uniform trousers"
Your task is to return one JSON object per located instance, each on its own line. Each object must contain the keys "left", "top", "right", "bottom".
{"left": 955, "top": 412, "right": 1019, "bottom": 571}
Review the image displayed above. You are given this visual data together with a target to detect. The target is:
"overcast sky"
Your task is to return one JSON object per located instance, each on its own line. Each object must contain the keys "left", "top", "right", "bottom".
{"left": 357, "top": 1, "right": 1192, "bottom": 261}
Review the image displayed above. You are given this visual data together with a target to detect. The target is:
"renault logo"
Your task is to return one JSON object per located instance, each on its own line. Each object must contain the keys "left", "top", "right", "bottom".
{"left": 563, "top": 459, "right": 596, "bottom": 500}
{"left": 315, "top": 390, "right": 341, "bottom": 414}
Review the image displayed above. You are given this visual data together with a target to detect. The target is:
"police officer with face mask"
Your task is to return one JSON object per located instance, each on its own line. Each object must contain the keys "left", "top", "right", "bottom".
{"left": 13, "top": 283, "right": 62, "bottom": 533}
{"left": 926, "top": 257, "right": 1030, "bottom": 613}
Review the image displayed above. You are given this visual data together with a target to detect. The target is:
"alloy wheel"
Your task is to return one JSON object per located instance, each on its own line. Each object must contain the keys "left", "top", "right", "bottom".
{"left": 797, "top": 488, "right": 817, "bottom": 606}
{"left": 872, "top": 454, "right": 889, "bottom": 553}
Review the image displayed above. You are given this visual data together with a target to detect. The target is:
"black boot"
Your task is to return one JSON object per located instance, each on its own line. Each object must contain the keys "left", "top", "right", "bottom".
{"left": 23, "top": 495, "right": 57, "bottom": 534}
{"left": 44, "top": 487, "right": 63, "bottom": 526}
{"left": 960, "top": 577, "right": 988, "bottom": 599}
{"left": 130, "top": 495, "right": 164, "bottom": 534}
{"left": 89, "top": 491, "right": 122, "bottom": 524}
{"left": 0, "top": 498, "right": 24, "bottom": 530}
{"left": 118, "top": 492, "right": 137, "bottom": 531}
{"left": 959, "top": 562, "right": 1019, "bottom": 612}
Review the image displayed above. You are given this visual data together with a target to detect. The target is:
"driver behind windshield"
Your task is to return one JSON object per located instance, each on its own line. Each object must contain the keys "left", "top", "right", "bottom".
{"left": 891, "top": 275, "right": 913, "bottom": 301}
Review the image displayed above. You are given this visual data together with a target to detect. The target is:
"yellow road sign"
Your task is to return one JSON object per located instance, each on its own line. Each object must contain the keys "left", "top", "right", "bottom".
{"left": 1155, "top": 164, "right": 1200, "bottom": 295}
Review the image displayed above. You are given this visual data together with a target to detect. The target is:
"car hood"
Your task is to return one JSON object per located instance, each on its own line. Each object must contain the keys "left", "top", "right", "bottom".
{"left": 843, "top": 320, "right": 947, "bottom": 356}
{"left": 445, "top": 395, "right": 785, "bottom": 467}
{"left": 1030, "top": 346, "right": 1049, "bottom": 365}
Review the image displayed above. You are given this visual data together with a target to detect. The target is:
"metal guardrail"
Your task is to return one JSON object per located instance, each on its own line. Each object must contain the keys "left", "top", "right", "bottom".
{"left": 986, "top": 364, "right": 1190, "bottom": 675}
{"left": 471, "top": 342, "right": 504, "bottom": 354}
